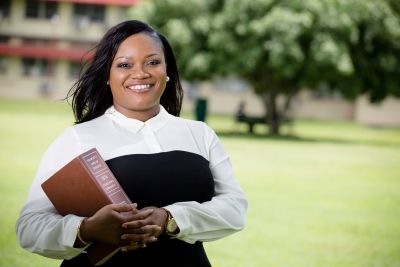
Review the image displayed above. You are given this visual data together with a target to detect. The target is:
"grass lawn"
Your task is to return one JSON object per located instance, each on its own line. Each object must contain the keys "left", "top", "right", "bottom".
{"left": 1, "top": 98, "right": 399, "bottom": 267}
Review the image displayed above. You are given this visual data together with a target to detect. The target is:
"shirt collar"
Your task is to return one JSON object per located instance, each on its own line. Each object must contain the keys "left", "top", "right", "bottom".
{"left": 104, "top": 105, "right": 171, "bottom": 134}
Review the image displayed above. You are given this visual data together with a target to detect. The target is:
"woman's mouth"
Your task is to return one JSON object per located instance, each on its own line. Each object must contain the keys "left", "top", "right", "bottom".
{"left": 126, "top": 84, "right": 152, "bottom": 92}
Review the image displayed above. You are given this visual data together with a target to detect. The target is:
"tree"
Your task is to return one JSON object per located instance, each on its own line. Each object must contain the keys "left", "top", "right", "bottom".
{"left": 130, "top": 0, "right": 400, "bottom": 135}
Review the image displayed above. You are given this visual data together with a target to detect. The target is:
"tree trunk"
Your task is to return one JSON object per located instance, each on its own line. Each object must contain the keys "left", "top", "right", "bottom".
{"left": 263, "top": 91, "right": 280, "bottom": 135}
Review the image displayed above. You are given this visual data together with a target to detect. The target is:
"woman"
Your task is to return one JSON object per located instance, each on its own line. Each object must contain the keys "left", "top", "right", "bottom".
{"left": 16, "top": 20, "right": 247, "bottom": 266}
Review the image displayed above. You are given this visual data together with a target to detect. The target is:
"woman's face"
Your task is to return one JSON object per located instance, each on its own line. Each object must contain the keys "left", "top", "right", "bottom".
{"left": 109, "top": 33, "right": 167, "bottom": 121}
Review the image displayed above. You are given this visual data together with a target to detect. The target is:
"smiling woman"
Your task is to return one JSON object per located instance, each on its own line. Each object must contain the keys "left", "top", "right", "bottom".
{"left": 15, "top": 20, "right": 247, "bottom": 267}
{"left": 66, "top": 20, "right": 184, "bottom": 124}
{"left": 109, "top": 33, "right": 168, "bottom": 121}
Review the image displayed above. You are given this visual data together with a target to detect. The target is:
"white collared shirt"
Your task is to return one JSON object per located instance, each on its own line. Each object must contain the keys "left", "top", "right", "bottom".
{"left": 16, "top": 105, "right": 247, "bottom": 260}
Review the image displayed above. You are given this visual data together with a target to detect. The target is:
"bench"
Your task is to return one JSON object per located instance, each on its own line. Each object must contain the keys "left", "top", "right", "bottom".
{"left": 235, "top": 114, "right": 292, "bottom": 134}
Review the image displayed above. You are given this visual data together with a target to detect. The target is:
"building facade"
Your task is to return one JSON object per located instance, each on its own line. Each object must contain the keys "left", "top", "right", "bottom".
{"left": 0, "top": 0, "right": 137, "bottom": 99}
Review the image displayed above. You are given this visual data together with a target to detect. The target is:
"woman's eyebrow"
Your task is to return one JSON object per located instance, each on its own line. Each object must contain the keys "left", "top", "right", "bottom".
{"left": 115, "top": 53, "right": 162, "bottom": 60}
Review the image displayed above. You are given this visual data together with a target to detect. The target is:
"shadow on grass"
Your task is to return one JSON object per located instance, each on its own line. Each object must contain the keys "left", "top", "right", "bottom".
{"left": 215, "top": 130, "right": 400, "bottom": 147}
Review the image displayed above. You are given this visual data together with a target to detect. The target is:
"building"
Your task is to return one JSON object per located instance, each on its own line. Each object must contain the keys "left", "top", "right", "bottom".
{"left": 1, "top": 0, "right": 399, "bottom": 126}
{"left": 0, "top": 0, "right": 137, "bottom": 99}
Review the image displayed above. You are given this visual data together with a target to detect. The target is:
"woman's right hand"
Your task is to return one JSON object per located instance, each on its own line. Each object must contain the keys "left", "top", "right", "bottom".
{"left": 80, "top": 203, "right": 151, "bottom": 246}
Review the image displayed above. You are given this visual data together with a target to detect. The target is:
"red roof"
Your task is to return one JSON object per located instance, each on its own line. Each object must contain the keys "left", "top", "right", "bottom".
{"left": 0, "top": 44, "right": 93, "bottom": 61}
{"left": 46, "top": 0, "right": 138, "bottom": 6}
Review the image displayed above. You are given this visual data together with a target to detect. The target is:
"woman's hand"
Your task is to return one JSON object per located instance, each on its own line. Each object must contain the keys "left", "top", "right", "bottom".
{"left": 79, "top": 203, "right": 142, "bottom": 246}
{"left": 120, "top": 207, "right": 168, "bottom": 252}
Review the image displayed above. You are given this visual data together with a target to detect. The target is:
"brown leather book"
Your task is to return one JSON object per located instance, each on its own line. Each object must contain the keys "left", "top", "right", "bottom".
{"left": 41, "top": 148, "right": 132, "bottom": 266}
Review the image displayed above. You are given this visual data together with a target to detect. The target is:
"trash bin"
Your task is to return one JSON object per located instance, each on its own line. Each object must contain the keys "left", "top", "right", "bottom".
{"left": 195, "top": 98, "right": 207, "bottom": 122}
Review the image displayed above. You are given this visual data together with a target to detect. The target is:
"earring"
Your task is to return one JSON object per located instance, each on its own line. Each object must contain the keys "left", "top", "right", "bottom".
{"left": 106, "top": 81, "right": 110, "bottom": 85}
{"left": 166, "top": 76, "right": 170, "bottom": 82}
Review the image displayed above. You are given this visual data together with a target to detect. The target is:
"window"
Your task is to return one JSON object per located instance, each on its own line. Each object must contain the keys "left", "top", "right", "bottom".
{"left": 311, "top": 84, "right": 342, "bottom": 99}
{"left": 0, "top": 0, "right": 11, "bottom": 19}
{"left": 73, "top": 4, "right": 105, "bottom": 24}
{"left": 0, "top": 57, "right": 8, "bottom": 74}
{"left": 23, "top": 37, "right": 47, "bottom": 46}
{"left": 0, "top": 35, "right": 9, "bottom": 43}
{"left": 25, "top": 1, "right": 58, "bottom": 19}
{"left": 21, "top": 58, "right": 49, "bottom": 76}
{"left": 69, "top": 61, "right": 82, "bottom": 78}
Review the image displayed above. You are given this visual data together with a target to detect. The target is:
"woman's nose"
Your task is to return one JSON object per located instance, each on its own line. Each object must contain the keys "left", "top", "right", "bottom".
{"left": 130, "top": 66, "right": 150, "bottom": 79}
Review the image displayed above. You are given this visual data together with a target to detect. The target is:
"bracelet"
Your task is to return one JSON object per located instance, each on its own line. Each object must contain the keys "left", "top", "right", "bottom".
{"left": 77, "top": 218, "right": 91, "bottom": 246}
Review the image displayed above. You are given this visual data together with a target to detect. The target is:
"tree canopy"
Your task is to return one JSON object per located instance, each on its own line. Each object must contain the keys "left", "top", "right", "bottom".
{"left": 130, "top": 0, "right": 400, "bottom": 134}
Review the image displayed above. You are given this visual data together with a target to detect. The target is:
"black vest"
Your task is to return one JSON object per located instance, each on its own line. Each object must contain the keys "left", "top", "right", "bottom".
{"left": 61, "top": 150, "right": 214, "bottom": 267}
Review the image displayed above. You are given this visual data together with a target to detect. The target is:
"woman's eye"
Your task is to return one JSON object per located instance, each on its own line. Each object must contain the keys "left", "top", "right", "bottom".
{"left": 117, "top": 63, "right": 130, "bottom": 68}
{"left": 147, "top": 59, "right": 161, "bottom": 66}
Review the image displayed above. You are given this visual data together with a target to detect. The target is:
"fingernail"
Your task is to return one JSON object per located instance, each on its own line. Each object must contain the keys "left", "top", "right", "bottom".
{"left": 121, "top": 235, "right": 127, "bottom": 240}
{"left": 121, "top": 247, "right": 127, "bottom": 252}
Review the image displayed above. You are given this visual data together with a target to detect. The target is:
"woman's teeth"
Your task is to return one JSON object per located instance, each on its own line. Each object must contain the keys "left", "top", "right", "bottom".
{"left": 127, "top": 84, "right": 151, "bottom": 90}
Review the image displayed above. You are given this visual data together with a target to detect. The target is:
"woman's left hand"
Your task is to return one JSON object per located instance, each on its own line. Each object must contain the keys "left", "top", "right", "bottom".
{"left": 120, "top": 207, "right": 168, "bottom": 252}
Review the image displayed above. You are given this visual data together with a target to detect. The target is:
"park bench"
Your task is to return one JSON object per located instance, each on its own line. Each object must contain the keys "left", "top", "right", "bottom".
{"left": 235, "top": 114, "right": 292, "bottom": 134}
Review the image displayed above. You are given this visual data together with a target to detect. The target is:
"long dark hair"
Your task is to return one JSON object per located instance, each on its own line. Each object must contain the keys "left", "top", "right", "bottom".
{"left": 68, "top": 20, "right": 183, "bottom": 123}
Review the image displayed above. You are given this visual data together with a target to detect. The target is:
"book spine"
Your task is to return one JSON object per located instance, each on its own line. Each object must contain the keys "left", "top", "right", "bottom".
{"left": 80, "top": 149, "right": 132, "bottom": 206}
{"left": 79, "top": 149, "right": 132, "bottom": 265}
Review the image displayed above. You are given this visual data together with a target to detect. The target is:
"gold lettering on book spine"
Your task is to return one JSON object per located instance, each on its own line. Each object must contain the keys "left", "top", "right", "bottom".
{"left": 81, "top": 149, "right": 130, "bottom": 205}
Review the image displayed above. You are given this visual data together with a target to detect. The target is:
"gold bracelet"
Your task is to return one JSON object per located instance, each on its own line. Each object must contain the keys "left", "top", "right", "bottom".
{"left": 77, "top": 218, "right": 91, "bottom": 246}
